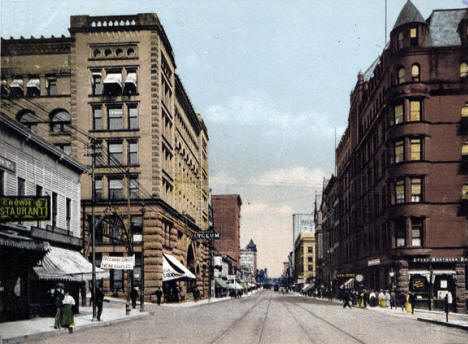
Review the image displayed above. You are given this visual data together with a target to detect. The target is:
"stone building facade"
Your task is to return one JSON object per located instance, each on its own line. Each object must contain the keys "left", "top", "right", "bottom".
{"left": 335, "top": 1, "right": 468, "bottom": 312}
{"left": 294, "top": 232, "right": 316, "bottom": 287}
{"left": 212, "top": 194, "right": 242, "bottom": 268}
{"left": 1, "top": 13, "right": 210, "bottom": 301}
{"left": 239, "top": 239, "right": 257, "bottom": 284}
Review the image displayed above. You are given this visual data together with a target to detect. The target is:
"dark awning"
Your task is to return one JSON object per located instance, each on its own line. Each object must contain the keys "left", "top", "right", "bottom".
{"left": 0, "top": 231, "right": 49, "bottom": 251}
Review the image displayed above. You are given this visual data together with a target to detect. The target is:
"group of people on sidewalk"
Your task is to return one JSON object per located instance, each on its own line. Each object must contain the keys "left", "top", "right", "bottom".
{"left": 342, "top": 288, "right": 418, "bottom": 314}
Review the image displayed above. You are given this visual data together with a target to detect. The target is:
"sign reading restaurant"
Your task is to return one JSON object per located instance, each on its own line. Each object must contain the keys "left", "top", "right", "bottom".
{"left": 0, "top": 196, "right": 50, "bottom": 222}
{"left": 413, "top": 257, "right": 468, "bottom": 263}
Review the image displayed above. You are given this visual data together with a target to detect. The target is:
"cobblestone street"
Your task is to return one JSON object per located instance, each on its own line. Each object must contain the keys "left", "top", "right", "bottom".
{"left": 26, "top": 291, "right": 468, "bottom": 344}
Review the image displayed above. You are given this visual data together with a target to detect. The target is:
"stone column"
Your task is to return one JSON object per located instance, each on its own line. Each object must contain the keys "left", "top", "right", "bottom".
{"left": 396, "top": 259, "right": 409, "bottom": 293}
{"left": 455, "top": 263, "right": 466, "bottom": 314}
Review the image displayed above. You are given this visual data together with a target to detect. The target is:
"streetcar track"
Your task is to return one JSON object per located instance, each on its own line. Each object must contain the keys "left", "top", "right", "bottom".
{"left": 208, "top": 292, "right": 271, "bottom": 344}
{"left": 256, "top": 293, "right": 272, "bottom": 344}
{"left": 281, "top": 302, "right": 318, "bottom": 344}
{"left": 290, "top": 301, "right": 367, "bottom": 344}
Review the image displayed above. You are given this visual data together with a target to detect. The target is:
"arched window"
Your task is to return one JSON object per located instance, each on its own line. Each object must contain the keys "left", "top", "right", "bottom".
{"left": 411, "top": 64, "right": 420, "bottom": 82}
{"left": 460, "top": 63, "right": 468, "bottom": 78}
{"left": 50, "top": 110, "right": 70, "bottom": 133}
{"left": 17, "top": 110, "right": 39, "bottom": 133}
{"left": 398, "top": 67, "right": 406, "bottom": 84}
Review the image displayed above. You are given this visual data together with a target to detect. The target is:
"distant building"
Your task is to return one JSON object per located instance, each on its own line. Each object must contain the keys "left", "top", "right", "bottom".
{"left": 212, "top": 194, "right": 242, "bottom": 268}
{"left": 240, "top": 239, "right": 257, "bottom": 284}
{"left": 294, "top": 232, "right": 316, "bottom": 288}
{"left": 335, "top": 1, "right": 468, "bottom": 312}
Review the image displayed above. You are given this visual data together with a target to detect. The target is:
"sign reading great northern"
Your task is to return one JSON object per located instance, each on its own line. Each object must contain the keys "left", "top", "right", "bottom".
{"left": 0, "top": 196, "right": 50, "bottom": 222}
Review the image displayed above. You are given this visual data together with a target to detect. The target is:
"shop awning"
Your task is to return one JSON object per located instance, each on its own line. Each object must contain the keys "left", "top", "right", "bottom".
{"left": 34, "top": 246, "right": 109, "bottom": 281}
{"left": 162, "top": 253, "right": 196, "bottom": 282}
{"left": 26, "top": 79, "right": 40, "bottom": 90}
{"left": 302, "top": 283, "right": 315, "bottom": 293}
{"left": 125, "top": 72, "right": 137, "bottom": 86}
{"left": 215, "top": 277, "right": 229, "bottom": 289}
{"left": 0, "top": 231, "right": 49, "bottom": 251}
{"left": 10, "top": 79, "right": 23, "bottom": 89}
{"left": 104, "top": 73, "right": 122, "bottom": 87}
{"left": 340, "top": 278, "right": 354, "bottom": 289}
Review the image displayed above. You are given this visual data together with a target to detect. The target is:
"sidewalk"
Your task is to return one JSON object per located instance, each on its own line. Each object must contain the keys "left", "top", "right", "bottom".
{"left": 0, "top": 303, "right": 149, "bottom": 344}
{"left": 307, "top": 295, "right": 468, "bottom": 331}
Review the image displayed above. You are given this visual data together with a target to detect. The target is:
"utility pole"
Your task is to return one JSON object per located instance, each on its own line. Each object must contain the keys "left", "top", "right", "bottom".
{"left": 91, "top": 139, "right": 97, "bottom": 321}
{"left": 125, "top": 170, "right": 133, "bottom": 315}
{"left": 140, "top": 204, "right": 145, "bottom": 312}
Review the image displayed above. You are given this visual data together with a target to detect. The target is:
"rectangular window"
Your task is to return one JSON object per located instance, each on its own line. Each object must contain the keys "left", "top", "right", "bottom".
{"left": 411, "top": 218, "right": 423, "bottom": 247}
{"left": 92, "top": 74, "right": 103, "bottom": 95}
{"left": 131, "top": 215, "right": 143, "bottom": 234}
{"left": 108, "top": 108, "right": 123, "bottom": 130}
{"left": 395, "top": 220, "right": 406, "bottom": 247}
{"left": 411, "top": 177, "right": 422, "bottom": 202}
{"left": 395, "top": 179, "right": 405, "bottom": 204}
{"left": 394, "top": 140, "right": 404, "bottom": 163}
{"left": 17, "top": 177, "right": 25, "bottom": 196}
{"left": 394, "top": 104, "right": 404, "bottom": 124}
{"left": 463, "top": 183, "right": 468, "bottom": 200}
{"left": 94, "top": 141, "right": 103, "bottom": 167}
{"left": 128, "top": 142, "right": 138, "bottom": 166}
{"left": 110, "top": 266, "right": 123, "bottom": 290}
{"left": 47, "top": 79, "right": 57, "bottom": 96}
{"left": 134, "top": 253, "right": 142, "bottom": 284}
{"left": 109, "top": 179, "right": 123, "bottom": 199}
{"left": 308, "top": 264, "right": 313, "bottom": 271}
{"left": 410, "top": 100, "right": 421, "bottom": 121}
{"left": 307, "top": 247, "right": 313, "bottom": 253}
{"left": 66, "top": 198, "right": 71, "bottom": 230}
{"left": 0, "top": 170, "right": 4, "bottom": 196}
{"left": 129, "top": 177, "right": 138, "bottom": 199}
{"left": 307, "top": 256, "right": 312, "bottom": 262}
{"left": 108, "top": 143, "right": 123, "bottom": 166}
{"left": 93, "top": 108, "right": 103, "bottom": 130}
{"left": 410, "top": 28, "right": 418, "bottom": 46}
{"left": 52, "top": 192, "right": 57, "bottom": 227}
{"left": 94, "top": 178, "right": 102, "bottom": 200}
{"left": 128, "top": 107, "right": 138, "bottom": 129}
{"left": 410, "top": 138, "right": 422, "bottom": 161}
{"left": 398, "top": 32, "right": 404, "bottom": 50}
{"left": 55, "top": 144, "right": 71, "bottom": 156}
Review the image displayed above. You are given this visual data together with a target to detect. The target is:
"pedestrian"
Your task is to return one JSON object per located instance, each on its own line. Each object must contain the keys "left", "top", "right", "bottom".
{"left": 369, "top": 290, "right": 377, "bottom": 307}
{"left": 409, "top": 292, "right": 417, "bottom": 314}
{"left": 343, "top": 289, "right": 352, "bottom": 309}
{"left": 61, "top": 291, "right": 75, "bottom": 333}
{"left": 95, "top": 286, "right": 104, "bottom": 321}
{"left": 53, "top": 283, "right": 65, "bottom": 329}
{"left": 405, "top": 293, "right": 412, "bottom": 314}
{"left": 360, "top": 290, "right": 366, "bottom": 308}
{"left": 155, "top": 287, "right": 163, "bottom": 305}
{"left": 130, "top": 286, "right": 139, "bottom": 309}
{"left": 385, "top": 290, "right": 391, "bottom": 308}
{"left": 378, "top": 289, "right": 385, "bottom": 308}
{"left": 390, "top": 290, "right": 396, "bottom": 309}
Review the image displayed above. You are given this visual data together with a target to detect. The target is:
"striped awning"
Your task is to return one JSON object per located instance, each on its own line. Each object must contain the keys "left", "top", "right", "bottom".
{"left": 104, "top": 73, "right": 122, "bottom": 87}
{"left": 34, "top": 246, "right": 109, "bottom": 281}
{"left": 125, "top": 72, "right": 137, "bottom": 86}
{"left": 215, "top": 277, "right": 229, "bottom": 289}
{"left": 0, "top": 231, "right": 49, "bottom": 251}
{"left": 10, "top": 79, "right": 23, "bottom": 89}
{"left": 162, "top": 253, "right": 196, "bottom": 282}
{"left": 26, "top": 79, "right": 40, "bottom": 90}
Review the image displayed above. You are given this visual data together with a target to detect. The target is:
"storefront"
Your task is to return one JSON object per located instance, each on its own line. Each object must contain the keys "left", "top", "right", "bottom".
{"left": 162, "top": 253, "right": 196, "bottom": 302}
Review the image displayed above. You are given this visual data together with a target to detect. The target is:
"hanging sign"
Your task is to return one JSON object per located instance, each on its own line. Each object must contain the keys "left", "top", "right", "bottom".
{"left": 193, "top": 230, "right": 220, "bottom": 240}
{"left": 0, "top": 196, "right": 50, "bottom": 222}
{"left": 101, "top": 255, "right": 135, "bottom": 270}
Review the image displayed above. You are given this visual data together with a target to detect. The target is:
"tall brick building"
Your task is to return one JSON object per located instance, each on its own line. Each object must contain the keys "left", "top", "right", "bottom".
{"left": 335, "top": 1, "right": 468, "bottom": 312}
{"left": 1, "top": 13, "right": 210, "bottom": 301}
{"left": 212, "top": 194, "right": 242, "bottom": 268}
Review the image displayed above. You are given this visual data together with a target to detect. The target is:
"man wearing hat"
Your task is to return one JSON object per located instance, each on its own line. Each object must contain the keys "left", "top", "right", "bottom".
{"left": 53, "top": 283, "right": 65, "bottom": 329}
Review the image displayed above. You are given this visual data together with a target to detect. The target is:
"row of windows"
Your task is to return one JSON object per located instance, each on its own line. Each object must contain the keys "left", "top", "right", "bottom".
{"left": 2, "top": 78, "right": 58, "bottom": 97}
{"left": 94, "top": 175, "right": 139, "bottom": 200}
{"left": 92, "top": 105, "right": 138, "bottom": 131}
{"left": 91, "top": 46, "right": 136, "bottom": 59}
{"left": 94, "top": 140, "right": 138, "bottom": 167}
{"left": 91, "top": 69, "right": 137, "bottom": 96}
{"left": 393, "top": 176, "right": 423, "bottom": 204}
{"left": 397, "top": 64, "right": 420, "bottom": 84}
{"left": 393, "top": 137, "right": 422, "bottom": 163}
{"left": 16, "top": 109, "right": 70, "bottom": 135}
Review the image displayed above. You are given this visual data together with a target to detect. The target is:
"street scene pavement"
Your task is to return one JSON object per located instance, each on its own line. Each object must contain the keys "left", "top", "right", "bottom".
{"left": 10, "top": 290, "right": 467, "bottom": 344}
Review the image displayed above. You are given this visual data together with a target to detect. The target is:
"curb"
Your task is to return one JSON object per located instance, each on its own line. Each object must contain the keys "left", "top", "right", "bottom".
{"left": 417, "top": 317, "right": 468, "bottom": 331}
{"left": 2, "top": 313, "right": 151, "bottom": 344}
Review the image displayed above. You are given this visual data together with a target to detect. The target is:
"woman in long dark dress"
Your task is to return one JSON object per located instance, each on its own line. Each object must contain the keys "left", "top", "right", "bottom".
{"left": 61, "top": 291, "right": 75, "bottom": 333}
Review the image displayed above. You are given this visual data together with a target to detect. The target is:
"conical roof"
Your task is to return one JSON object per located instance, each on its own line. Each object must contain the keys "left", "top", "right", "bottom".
{"left": 246, "top": 239, "right": 257, "bottom": 252}
{"left": 393, "top": 0, "right": 425, "bottom": 29}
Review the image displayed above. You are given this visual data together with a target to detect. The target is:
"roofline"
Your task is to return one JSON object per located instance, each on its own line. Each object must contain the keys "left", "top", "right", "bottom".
{"left": 0, "top": 113, "right": 87, "bottom": 174}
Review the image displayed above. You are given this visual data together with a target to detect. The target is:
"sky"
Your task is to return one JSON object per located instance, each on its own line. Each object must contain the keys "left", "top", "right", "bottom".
{"left": 1, "top": 0, "right": 465, "bottom": 277}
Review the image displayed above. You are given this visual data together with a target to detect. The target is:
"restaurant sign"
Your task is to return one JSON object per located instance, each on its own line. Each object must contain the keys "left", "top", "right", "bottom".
{"left": 413, "top": 257, "right": 468, "bottom": 263}
{"left": 0, "top": 196, "right": 50, "bottom": 222}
